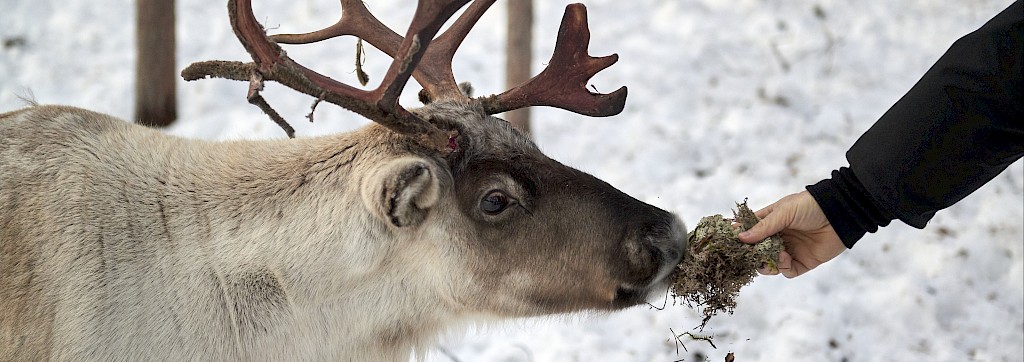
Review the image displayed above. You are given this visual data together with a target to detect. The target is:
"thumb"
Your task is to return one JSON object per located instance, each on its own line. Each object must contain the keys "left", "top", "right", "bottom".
{"left": 739, "top": 209, "right": 788, "bottom": 243}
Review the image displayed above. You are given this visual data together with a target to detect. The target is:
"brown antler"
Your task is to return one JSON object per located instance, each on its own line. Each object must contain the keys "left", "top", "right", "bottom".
{"left": 183, "top": 0, "right": 469, "bottom": 149}
{"left": 271, "top": 1, "right": 625, "bottom": 114}
{"left": 270, "top": 0, "right": 495, "bottom": 102}
{"left": 182, "top": 0, "right": 626, "bottom": 142}
{"left": 478, "top": 4, "right": 627, "bottom": 117}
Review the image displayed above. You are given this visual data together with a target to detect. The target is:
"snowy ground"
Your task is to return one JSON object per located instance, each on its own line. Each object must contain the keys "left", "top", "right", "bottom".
{"left": 2, "top": 0, "right": 1022, "bottom": 361}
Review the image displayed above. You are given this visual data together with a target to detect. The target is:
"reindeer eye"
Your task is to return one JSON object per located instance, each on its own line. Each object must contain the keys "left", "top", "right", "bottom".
{"left": 480, "top": 190, "right": 511, "bottom": 215}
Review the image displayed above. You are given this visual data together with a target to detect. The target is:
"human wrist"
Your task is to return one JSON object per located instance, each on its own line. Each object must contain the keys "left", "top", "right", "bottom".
{"left": 806, "top": 167, "right": 895, "bottom": 248}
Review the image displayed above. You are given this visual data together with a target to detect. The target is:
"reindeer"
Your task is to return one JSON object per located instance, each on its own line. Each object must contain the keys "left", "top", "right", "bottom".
{"left": 0, "top": 0, "right": 686, "bottom": 360}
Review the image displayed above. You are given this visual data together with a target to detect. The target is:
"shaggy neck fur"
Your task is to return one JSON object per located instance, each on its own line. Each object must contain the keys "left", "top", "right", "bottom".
{"left": 0, "top": 106, "right": 462, "bottom": 361}
{"left": 171, "top": 128, "right": 461, "bottom": 360}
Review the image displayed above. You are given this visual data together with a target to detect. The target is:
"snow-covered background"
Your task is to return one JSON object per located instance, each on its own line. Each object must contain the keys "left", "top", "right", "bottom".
{"left": 2, "top": 0, "right": 1021, "bottom": 360}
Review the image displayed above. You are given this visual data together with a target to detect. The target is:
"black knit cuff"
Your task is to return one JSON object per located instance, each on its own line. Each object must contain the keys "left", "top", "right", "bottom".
{"left": 806, "top": 167, "right": 895, "bottom": 248}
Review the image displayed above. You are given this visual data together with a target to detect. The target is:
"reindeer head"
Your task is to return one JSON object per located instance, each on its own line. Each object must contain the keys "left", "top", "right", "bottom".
{"left": 184, "top": 0, "right": 685, "bottom": 316}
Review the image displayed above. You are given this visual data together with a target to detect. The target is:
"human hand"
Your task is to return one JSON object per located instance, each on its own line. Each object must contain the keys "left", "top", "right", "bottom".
{"left": 738, "top": 191, "right": 846, "bottom": 278}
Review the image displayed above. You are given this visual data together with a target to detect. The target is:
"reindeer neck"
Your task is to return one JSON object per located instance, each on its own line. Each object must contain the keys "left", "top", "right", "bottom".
{"left": 174, "top": 127, "right": 455, "bottom": 359}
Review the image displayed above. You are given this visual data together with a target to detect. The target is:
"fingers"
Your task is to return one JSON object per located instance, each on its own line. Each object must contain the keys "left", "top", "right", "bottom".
{"left": 783, "top": 257, "right": 812, "bottom": 279}
{"left": 740, "top": 192, "right": 808, "bottom": 244}
{"left": 756, "top": 264, "right": 777, "bottom": 275}
{"left": 756, "top": 251, "right": 792, "bottom": 276}
{"left": 753, "top": 205, "right": 773, "bottom": 220}
{"left": 745, "top": 192, "right": 835, "bottom": 279}
{"left": 739, "top": 209, "right": 788, "bottom": 244}
{"left": 756, "top": 251, "right": 810, "bottom": 278}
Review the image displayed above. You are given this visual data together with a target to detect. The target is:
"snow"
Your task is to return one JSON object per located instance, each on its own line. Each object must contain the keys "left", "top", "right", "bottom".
{"left": 2, "top": 0, "right": 1021, "bottom": 360}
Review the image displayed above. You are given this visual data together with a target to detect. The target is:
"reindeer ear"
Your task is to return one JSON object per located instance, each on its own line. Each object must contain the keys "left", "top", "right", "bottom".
{"left": 361, "top": 157, "right": 440, "bottom": 228}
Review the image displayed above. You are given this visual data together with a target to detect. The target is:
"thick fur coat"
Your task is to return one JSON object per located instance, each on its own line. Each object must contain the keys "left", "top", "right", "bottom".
{"left": 0, "top": 104, "right": 684, "bottom": 361}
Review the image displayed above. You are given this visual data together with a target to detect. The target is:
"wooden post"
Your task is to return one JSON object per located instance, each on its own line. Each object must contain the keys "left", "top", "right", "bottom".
{"left": 135, "top": 0, "right": 177, "bottom": 127}
{"left": 505, "top": 0, "right": 532, "bottom": 134}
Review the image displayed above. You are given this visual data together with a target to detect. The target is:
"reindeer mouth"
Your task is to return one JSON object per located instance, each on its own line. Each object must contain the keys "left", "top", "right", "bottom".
{"left": 609, "top": 265, "right": 676, "bottom": 309}
{"left": 610, "top": 216, "right": 686, "bottom": 309}
{"left": 611, "top": 285, "right": 653, "bottom": 308}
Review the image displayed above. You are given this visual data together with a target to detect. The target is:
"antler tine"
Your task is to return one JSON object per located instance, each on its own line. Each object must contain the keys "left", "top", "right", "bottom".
{"left": 374, "top": 0, "right": 470, "bottom": 115}
{"left": 184, "top": 0, "right": 470, "bottom": 149}
{"left": 270, "top": 0, "right": 402, "bottom": 55}
{"left": 415, "top": 0, "right": 496, "bottom": 100}
{"left": 478, "top": 3, "right": 627, "bottom": 117}
{"left": 272, "top": 0, "right": 495, "bottom": 103}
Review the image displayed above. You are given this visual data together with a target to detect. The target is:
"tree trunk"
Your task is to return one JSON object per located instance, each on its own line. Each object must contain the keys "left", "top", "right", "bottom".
{"left": 135, "top": 0, "right": 177, "bottom": 127}
{"left": 505, "top": 0, "right": 532, "bottom": 134}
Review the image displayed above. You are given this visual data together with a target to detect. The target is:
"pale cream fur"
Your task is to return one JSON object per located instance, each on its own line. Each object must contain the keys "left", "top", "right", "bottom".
{"left": 0, "top": 105, "right": 477, "bottom": 361}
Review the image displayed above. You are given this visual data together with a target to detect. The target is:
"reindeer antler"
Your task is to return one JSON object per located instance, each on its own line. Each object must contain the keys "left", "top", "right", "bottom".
{"left": 478, "top": 4, "right": 626, "bottom": 117}
{"left": 271, "top": 0, "right": 494, "bottom": 102}
{"left": 183, "top": 0, "right": 626, "bottom": 143}
{"left": 183, "top": 0, "right": 467, "bottom": 149}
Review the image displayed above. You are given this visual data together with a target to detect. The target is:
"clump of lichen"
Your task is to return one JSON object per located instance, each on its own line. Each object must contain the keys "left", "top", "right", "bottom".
{"left": 671, "top": 200, "right": 783, "bottom": 328}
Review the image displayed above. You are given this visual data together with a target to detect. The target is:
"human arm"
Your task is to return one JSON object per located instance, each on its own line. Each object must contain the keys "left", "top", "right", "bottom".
{"left": 829, "top": 0, "right": 1023, "bottom": 246}
{"left": 740, "top": 1, "right": 1023, "bottom": 276}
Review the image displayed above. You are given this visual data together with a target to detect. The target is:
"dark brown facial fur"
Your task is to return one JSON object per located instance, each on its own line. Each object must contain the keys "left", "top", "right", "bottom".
{"left": 439, "top": 109, "right": 685, "bottom": 315}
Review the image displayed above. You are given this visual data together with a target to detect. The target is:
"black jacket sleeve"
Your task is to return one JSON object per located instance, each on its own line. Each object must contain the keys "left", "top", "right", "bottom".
{"left": 807, "top": 1, "right": 1024, "bottom": 248}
